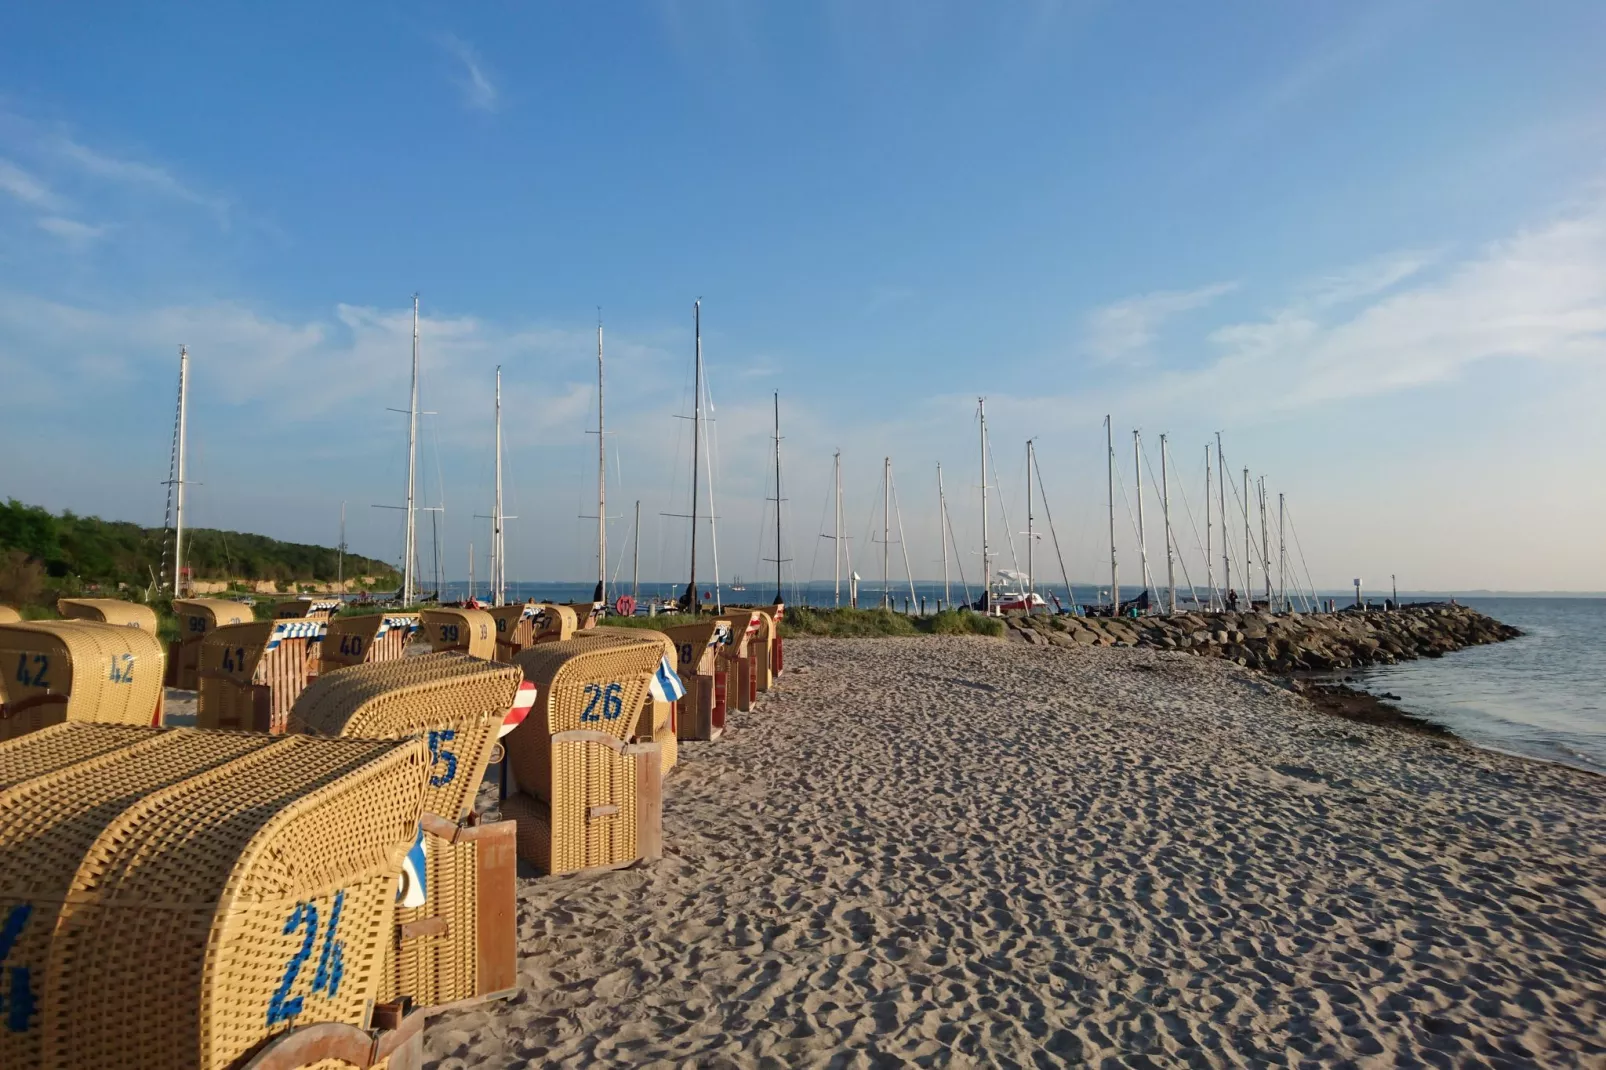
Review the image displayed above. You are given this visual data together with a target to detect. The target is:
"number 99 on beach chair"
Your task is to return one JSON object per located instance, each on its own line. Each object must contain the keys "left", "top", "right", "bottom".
{"left": 273, "top": 598, "right": 342, "bottom": 620}
{"left": 499, "top": 637, "right": 666, "bottom": 876}
{"left": 56, "top": 596, "right": 159, "bottom": 632}
{"left": 198, "top": 619, "right": 325, "bottom": 733}
{"left": 0, "top": 722, "right": 428, "bottom": 1070}
{"left": 168, "top": 598, "right": 251, "bottom": 691}
{"left": 0, "top": 620, "right": 164, "bottom": 741}
{"left": 289, "top": 653, "right": 524, "bottom": 1012}
{"left": 319, "top": 614, "right": 419, "bottom": 675}
{"left": 420, "top": 608, "right": 495, "bottom": 660}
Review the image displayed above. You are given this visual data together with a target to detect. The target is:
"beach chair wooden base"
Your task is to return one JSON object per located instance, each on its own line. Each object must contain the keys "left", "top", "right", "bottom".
{"left": 499, "top": 740, "right": 662, "bottom": 875}
{"left": 677, "top": 676, "right": 724, "bottom": 741}
{"left": 228, "top": 1004, "right": 426, "bottom": 1069}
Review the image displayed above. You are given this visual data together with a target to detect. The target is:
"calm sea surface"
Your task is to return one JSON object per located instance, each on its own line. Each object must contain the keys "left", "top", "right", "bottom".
{"left": 462, "top": 582, "right": 1604, "bottom": 775}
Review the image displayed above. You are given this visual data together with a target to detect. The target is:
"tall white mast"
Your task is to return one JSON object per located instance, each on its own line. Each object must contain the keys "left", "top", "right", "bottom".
{"left": 833, "top": 451, "right": 843, "bottom": 605}
{"left": 405, "top": 295, "right": 420, "bottom": 604}
{"left": 173, "top": 345, "right": 190, "bottom": 598}
{"left": 338, "top": 501, "right": 346, "bottom": 592}
{"left": 596, "top": 316, "right": 607, "bottom": 605}
{"left": 492, "top": 366, "right": 505, "bottom": 606}
{"left": 631, "top": 500, "right": 641, "bottom": 603}
{"left": 686, "top": 299, "right": 702, "bottom": 614}
{"left": 1160, "top": 434, "right": 1175, "bottom": 615}
{"left": 1215, "top": 431, "right": 1228, "bottom": 602}
{"left": 1025, "top": 441, "right": 1035, "bottom": 601}
{"left": 1278, "top": 492, "right": 1287, "bottom": 612}
{"left": 1134, "top": 430, "right": 1150, "bottom": 608}
{"left": 1242, "top": 467, "right": 1251, "bottom": 607}
{"left": 1205, "top": 443, "right": 1214, "bottom": 610}
{"left": 468, "top": 541, "right": 474, "bottom": 603}
{"left": 882, "top": 456, "right": 891, "bottom": 608}
{"left": 937, "top": 462, "right": 950, "bottom": 606}
{"left": 1105, "top": 415, "right": 1118, "bottom": 610}
{"left": 890, "top": 462, "right": 918, "bottom": 608}
{"left": 978, "top": 398, "right": 991, "bottom": 609}
{"left": 770, "top": 392, "right": 785, "bottom": 605}
{"left": 1258, "top": 477, "right": 1270, "bottom": 608}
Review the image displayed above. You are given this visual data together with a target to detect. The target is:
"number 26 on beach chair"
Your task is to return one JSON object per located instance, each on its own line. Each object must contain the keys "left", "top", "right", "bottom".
{"left": 499, "top": 637, "right": 667, "bottom": 876}
{"left": 0, "top": 620, "right": 165, "bottom": 740}
{"left": 0, "top": 721, "right": 430, "bottom": 1070}
{"left": 197, "top": 619, "right": 325, "bottom": 733}
{"left": 319, "top": 614, "right": 419, "bottom": 675}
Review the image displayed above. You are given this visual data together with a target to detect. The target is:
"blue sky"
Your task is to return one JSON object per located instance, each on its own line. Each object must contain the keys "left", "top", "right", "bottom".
{"left": 1, "top": 1, "right": 1603, "bottom": 592}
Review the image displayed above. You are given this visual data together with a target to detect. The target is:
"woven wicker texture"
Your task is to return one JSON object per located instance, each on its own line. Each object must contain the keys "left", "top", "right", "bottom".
{"left": 384, "top": 835, "right": 479, "bottom": 1008}
{"left": 419, "top": 609, "right": 495, "bottom": 660}
{"left": 0, "top": 726, "right": 427, "bottom": 1070}
{"left": 497, "top": 728, "right": 638, "bottom": 875}
{"left": 170, "top": 599, "right": 251, "bottom": 691}
{"left": 526, "top": 604, "right": 578, "bottom": 645}
{"left": 0, "top": 605, "right": 20, "bottom": 624}
{"left": 660, "top": 620, "right": 732, "bottom": 681}
{"left": 318, "top": 614, "right": 415, "bottom": 675}
{"left": 751, "top": 610, "right": 776, "bottom": 692}
{"left": 563, "top": 603, "right": 602, "bottom": 630}
{"left": 0, "top": 621, "right": 164, "bottom": 741}
{"left": 487, "top": 605, "right": 536, "bottom": 663}
{"left": 569, "top": 627, "right": 678, "bottom": 775}
{"left": 289, "top": 653, "right": 520, "bottom": 822}
{"left": 56, "top": 597, "right": 159, "bottom": 632}
{"left": 198, "top": 620, "right": 321, "bottom": 733}
{"left": 0, "top": 721, "right": 155, "bottom": 789}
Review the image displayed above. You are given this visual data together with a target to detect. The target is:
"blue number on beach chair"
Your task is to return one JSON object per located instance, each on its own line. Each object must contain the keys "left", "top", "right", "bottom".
{"left": 13, "top": 654, "right": 49, "bottom": 689}
{"left": 339, "top": 634, "right": 364, "bottom": 657}
{"left": 312, "top": 890, "right": 345, "bottom": 999}
{"left": 266, "top": 901, "right": 319, "bottom": 1025}
{"left": 427, "top": 729, "right": 458, "bottom": 786}
{"left": 108, "top": 653, "right": 134, "bottom": 684}
{"left": 1, "top": 903, "right": 37, "bottom": 1033}
{"left": 603, "top": 681, "right": 624, "bottom": 720}
{"left": 580, "top": 683, "right": 603, "bottom": 722}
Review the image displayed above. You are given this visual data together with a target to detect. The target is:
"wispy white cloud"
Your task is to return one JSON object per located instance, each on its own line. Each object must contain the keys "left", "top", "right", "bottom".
{"left": 36, "top": 216, "right": 110, "bottom": 242}
{"left": 48, "top": 134, "right": 231, "bottom": 220}
{"left": 0, "top": 157, "right": 63, "bottom": 210}
{"left": 440, "top": 34, "right": 499, "bottom": 113}
{"left": 1082, "top": 281, "right": 1236, "bottom": 365}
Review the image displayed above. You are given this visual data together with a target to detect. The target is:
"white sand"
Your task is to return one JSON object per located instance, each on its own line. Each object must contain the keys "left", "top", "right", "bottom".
{"left": 428, "top": 637, "right": 1605, "bottom": 1067}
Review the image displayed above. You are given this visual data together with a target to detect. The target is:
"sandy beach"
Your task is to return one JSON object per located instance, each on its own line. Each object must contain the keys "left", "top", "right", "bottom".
{"left": 423, "top": 636, "right": 1605, "bottom": 1067}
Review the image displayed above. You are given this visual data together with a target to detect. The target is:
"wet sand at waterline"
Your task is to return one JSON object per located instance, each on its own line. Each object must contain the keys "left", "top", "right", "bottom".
{"left": 425, "top": 636, "right": 1605, "bottom": 1067}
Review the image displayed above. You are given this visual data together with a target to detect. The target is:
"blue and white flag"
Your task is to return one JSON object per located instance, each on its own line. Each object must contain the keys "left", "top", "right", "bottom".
{"left": 399, "top": 826, "right": 427, "bottom": 908}
{"left": 267, "top": 620, "right": 327, "bottom": 649}
{"left": 649, "top": 655, "right": 687, "bottom": 703}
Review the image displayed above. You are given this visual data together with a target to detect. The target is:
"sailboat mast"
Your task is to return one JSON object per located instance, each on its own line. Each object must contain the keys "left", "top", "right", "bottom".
{"left": 596, "top": 317, "right": 607, "bottom": 605}
{"left": 1105, "top": 415, "right": 1118, "bottom": 610}
{"left": 773, "top": 392, "right": 784, "bottom": 604}
{"left": 1025, "top": 441, "right": 1035, "bottom": 601}
{"left": 174, "top": 345, "right": 190, "bottom": 598}
{"left": 493, "top": 366, "right": 505, "bottom": 606}
{"left": 687, "top": 300, "right": 701, "bottom": 615}
{"left": 1278, "top": 492, "right": 1286, "bottom": 612}
{"left": 937, "top": 463, "right": 949, "bottom": 606}
{"left": 468, "top": 542, "right": 474, "bottom": 603}
{"left": 631, "top": 501, "right": 641, "bottom": 603}
{"left": 1161, "top": 434, "right": 1175, "bottom": 615}
{"left": 882, "top": 457, "right": 891, "bottom": 608}
{"left": 338, "top": 501, "right": 346, "bottom": 592}
{"left": 978, "top": 398, "right": 990, "bottom": 609}
{"left": 1258, "top": 477, "right": 1270, "bottom": 607}
{"left": 1215, "top": 432, "right": 1228, "bottom": 601}
{"left": 1134, "top": 430, "right": 1148, "bottom": 607}
{"left": 404, "top": 295, "right": 420, "bottom": 604}
{"left": 1205, "top": 443, "right": 1214, "bottom": 609}
{"left": 832, "top": 451, "right": 842, "bottom": 605}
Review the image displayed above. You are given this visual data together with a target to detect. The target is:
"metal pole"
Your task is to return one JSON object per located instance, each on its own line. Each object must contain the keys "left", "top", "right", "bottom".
{"left": 1243, "top": 466, "right": 1251, "bottom": 608}
{"left": 882, "top": 456, "right": 891, "bottom": 608}
{"left": 1161, "top": 434, "right": 1175, "bottom": 615}
{"left": 468, "top": 542, "right": 474, "bottom": 603}
{"left": 978, "top": 399, "right": 990, "bottom": 610}
{"left": 1106, "top": 415, "right": 1118, "bottom": 611}
{"left": 1278, "top": 492, "right": 1286, "bottom": 612}
{"left": 1205, "top": 443, "right": 1214, "bottom": 610}
{"left": 1134, "top": 430, "right": 1148, "bottom": 609}
{"left": 773, "top": 392, "right": 784, "bottom": 604}
{"left": 833, "top": 451, "right": 842, "bottom": 606}
{"left": 937, "top": 463, "right": 949, "bottom": 606}
{"left": 1215, "top": 432, "right": 1228, "bottom": 603}
{"left": 404, "top": 296, "right": 421, "bottom": 604}
{"left": 1258, "top": 477, "right": 1270, "bottom": 609}
{"left": 687, "top": 300, "right": 701, "bottom": 615}
{"left": 338, "top": 501, "right": 345, "bottom": 592}
{"left": 493, "top": 366, "right": 505, "bottom": 606}
{"left": 1025, "top": 441, "right": 1035, "bottom": 601}
{"left": 632, "top": 501, "right": 641, "bottom": 603}
{"left": 597, "top": 317, "right": 607, "bottom": 605}
{"left": 174, "top": 345, "right": 189, "bottom": 598}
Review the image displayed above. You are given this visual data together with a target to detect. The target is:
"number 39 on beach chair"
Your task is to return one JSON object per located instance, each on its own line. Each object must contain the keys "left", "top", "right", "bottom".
{"left": 420, "top": 608, "right": 495, "bottom": 660}
{"left": 499, "top": 637, "right": 666, "bottom": 876}
{"left": 197, "top": 619, "right": 326, "bottom": 733}
{"left": 0, "top": 620, "right": 165, "bottom": 741}
{"left": 318, "top": 614, "right": 419, "bottom": 675}
{"left": 0, "top": 721, "right": 429, "bottom": 1070}
{"left": 660, "top": 619, "right": 734, "bottom": 742}
{"left": 56, "top": 596, "right": 159, "bottom": 632}
{"left": 167, "top": 598, "right": 250, "bottom": 690}
{"left": 289, "top": 653, "right": 524, "bottom": 1013}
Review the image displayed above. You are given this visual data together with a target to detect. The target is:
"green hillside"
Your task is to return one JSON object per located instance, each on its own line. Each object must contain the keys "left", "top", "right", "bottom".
{"left": 0, "top": 498, "right": 399, "bottom": 608}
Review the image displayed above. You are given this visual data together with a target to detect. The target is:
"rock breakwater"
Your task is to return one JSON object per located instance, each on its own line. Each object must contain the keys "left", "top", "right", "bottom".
{"left": 1003, "top": 602, "right": 1520, "bottom": 673}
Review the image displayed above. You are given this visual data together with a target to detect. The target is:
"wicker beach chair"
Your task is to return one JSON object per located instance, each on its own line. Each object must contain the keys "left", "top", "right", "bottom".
{"left": 660, "top": 619, "right": 734, "bottom": 742}
{"left": 273, "top": 598, "right": 342, "bottom": 620}
{"left": 487, "top": 604, "right": 537, "bottom": 662}
{"left": 168, "top": 598, "right": 252, "bottom": 690}
{"left": 0, "top": 620, "right": 164, "bottom": 740}
{"left": 288, "top": 654, "right": 523, "bottom": 1012}
{"left": 769, "top": 602, "right": 786, "bottom": 675}
{"left": 0, "top": 722, "right": 427, "bottom": 1070}
{"left": 569, "top": 627, "right": 680, "bottom": 776}
{"left": 197, "top": 619, "right": 325, "bottom": 733}
{"left": 529, "top": 603, "right": 579, "bottom": 645}
{"left": 727, "top": 610, "right": 766, "bottom": 713}
{"left": 0, "top": 605, "right": 20, "bottom": 624}
{"left": 500, "top": 638, "right": 666, "bottom": 875}
{"left": 319, "top": 614, "right": 419, "bottom": 675}
{"left": 56, "top": 596, "right": 159, "bottom": 632}
{"left": 751, "top": 609, "right": 778, "bottom": 693}
{"left": 419, "top": 608, "right": 495, "bottom": 660}
{"left": 564, "top": 602, "right": 603, "bottom": 630}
